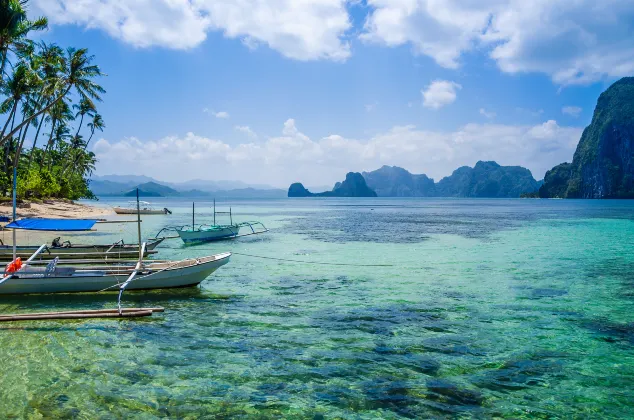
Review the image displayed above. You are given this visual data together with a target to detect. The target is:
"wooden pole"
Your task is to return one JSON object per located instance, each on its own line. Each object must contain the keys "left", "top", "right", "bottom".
{"left": 12, "top": 166, "right": 16, "bottom": 260}
{"left": 0, "top": 307, "right": 164, "bottom": 318}
{"left": 0, "top": 310, "right": 155, "bottom": 322}
{"left": 136, "top": 188, "right": 142, "bottom": 262}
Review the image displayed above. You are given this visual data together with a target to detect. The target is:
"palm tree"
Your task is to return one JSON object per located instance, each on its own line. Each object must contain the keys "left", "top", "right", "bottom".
{"left": 45, "top": 119, "right": 70, "bottom": 171}
{"left": 0, "top": 47, "right": 105, "bottom": 148}
{"left": 72, "top": 96, "right": 95, "bottom": 137}
{"left": 84, "top": 113, "right": 104, "bottom": 150}
{"left": 0, "top": 0, "right": 48, "bottom": 82}
{"left": 0, "top": 61, "right": 37, "bottom": 139}
{"left": 26, "top": 42, "right": 65, "bottom": 168}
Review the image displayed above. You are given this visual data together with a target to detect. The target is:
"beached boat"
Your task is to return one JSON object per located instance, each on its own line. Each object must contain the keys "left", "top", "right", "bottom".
{"left": 114, "top": 201, "right": 171, "bottom": 215}
{"left": 0, "top": 194, "right": 232, "bottom": 295}
{"left": 0, "top": 220, "right": 164, "bottom": 260}
{"left": 156, "top": 201, "right": 268, "bottom": 244}
{"left": 0, "top": 247, "right": 230, "bottom": 294}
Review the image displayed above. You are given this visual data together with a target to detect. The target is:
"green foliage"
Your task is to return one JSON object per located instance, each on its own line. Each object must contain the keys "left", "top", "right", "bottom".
{"left": 520, "top": 191, "right": 540, "bottom": 198}
{"left": 0, "top": 1, "right": 105, "bottom": 201}
{"left": 17, "top": 167, "right": 60, "bottom": 198}
{"left": 539, "top": 163, "right": 572, "bottom": 198}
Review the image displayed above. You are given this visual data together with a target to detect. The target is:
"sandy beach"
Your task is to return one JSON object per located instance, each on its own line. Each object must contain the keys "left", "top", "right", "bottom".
{"left": 0, "top": 200, "right": 113, "bottom": 219}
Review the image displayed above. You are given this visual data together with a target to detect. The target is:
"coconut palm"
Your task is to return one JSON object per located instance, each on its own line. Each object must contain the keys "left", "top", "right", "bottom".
{"left": 0, "top": 61, "right": 37, "bottom": 139}
{"left": 0, "top": 47, "right": 105, "bottom": 148}
{"left": 72, "top": 96, "right": 96, "bottom": 138}
{"left": 84, "top": 113, "right": 104, "bottom": 150}
{"left": 0, "top": 0, "right": 47, "bottom": 82}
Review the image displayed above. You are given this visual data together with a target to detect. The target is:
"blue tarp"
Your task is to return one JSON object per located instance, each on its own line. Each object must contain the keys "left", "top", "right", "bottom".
{"left": 4, "top": 218, "right": 98, "bottom": 231}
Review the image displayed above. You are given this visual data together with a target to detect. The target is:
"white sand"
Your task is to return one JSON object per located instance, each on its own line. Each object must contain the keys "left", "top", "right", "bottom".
{"left": 0, "top": 200, "right": 113, "bottom": 219}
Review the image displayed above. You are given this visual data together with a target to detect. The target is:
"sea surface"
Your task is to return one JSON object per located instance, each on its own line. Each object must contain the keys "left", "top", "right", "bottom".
{"left": 1, "top": 197, "right": 634, "bottom": 418}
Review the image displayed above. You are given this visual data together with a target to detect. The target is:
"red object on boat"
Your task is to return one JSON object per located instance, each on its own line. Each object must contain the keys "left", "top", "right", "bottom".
{"left": 5, "top": 257, "right": 22, "bottom": 273}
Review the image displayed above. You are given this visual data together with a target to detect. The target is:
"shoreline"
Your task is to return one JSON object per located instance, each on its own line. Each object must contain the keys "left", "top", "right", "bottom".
{"left": 0, "top": 199, "right": 114, "bottom": 219}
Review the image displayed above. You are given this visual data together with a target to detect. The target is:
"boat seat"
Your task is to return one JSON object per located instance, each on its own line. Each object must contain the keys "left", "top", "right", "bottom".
{"left": 44, "top": 257, "right": 59, "bottom": 276}
{"left": 16, "top": 264, "right": 77, "bottom": 278}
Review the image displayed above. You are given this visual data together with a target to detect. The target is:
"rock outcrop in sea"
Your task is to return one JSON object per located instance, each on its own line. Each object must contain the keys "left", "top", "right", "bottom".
{"left": 288, "top": 172, "right": 378, "bottom": 197}
{"left": 540, "top": 77, "right": 634, "bottom": 198}
{"left": 362, "top": 162, "right": 541, "bottom": 198}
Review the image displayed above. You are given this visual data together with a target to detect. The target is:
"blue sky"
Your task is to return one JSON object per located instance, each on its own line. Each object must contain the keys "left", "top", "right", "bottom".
{"left": 31, "top": 0, "right": 634, "bottom": 187}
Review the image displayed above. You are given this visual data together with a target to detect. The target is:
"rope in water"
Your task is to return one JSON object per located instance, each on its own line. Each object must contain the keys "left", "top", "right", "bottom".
{"left": 167, "top": 248, "right": 394, "bottom": 267}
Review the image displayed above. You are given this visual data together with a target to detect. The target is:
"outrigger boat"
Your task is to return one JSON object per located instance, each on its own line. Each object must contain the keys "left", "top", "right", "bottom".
{"left": 155, "top": 201, "right": 268, "bottom": 244}
{"left": 0, "top": 247, "right": 230, "bottom": 295}
{"left": 114, "top": 201, "right": 172, "bottom": 215}
{"left": 0, "top": 190, "right": 231, "bottom": 296}
{"left": 0, "top": 236, "right": 164, "bottom": 260}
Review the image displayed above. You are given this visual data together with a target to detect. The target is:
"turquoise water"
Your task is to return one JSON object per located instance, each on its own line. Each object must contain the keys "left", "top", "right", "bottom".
{"left": 1, "top": 198, "right": 634, "bottom": 418}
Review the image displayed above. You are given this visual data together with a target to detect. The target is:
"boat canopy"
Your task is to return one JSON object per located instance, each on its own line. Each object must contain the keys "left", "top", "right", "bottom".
{"left": 4, "top": 218, "right": 98, "bottom": 231}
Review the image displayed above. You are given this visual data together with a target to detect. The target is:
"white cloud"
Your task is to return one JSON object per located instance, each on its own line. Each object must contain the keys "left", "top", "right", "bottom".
{"left": 362, "top": 0, "right": 634, "bottom": 84}
{"left": 562, "top": 106, "right": 582, "bottom": 118}
{"left": 235, "top": 125, "right": 257, "bottom": 138}
{"left": 93, "top": 118, "right": 582, "bottom": 186}
{"left": 422, "top": 80, "right": 461, "bottom": 109}
{"left": 479, "top": 108, "right": 496, "bottom": 119}
{"left": 203, "top": 108, "right": 230, "bottom": 119}
{"left": 34, "top": 0, "right": 351, "bottom": 61}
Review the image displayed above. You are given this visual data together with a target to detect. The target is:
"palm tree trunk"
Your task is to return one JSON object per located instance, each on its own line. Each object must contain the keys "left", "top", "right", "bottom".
{"left": 0, "top": 101, "right": 18, "bottom": 140}
{"left": 0, "top": 49, "right": 8, "bottom": 84}
{"left": 3, "top": 108, "right": 18, "bottom": 175}
{"left": 83, "top": 129, "right": 95, "bottom": 151}
{"left": 27, "top": 115, "right": 46, "bottom": 169}
{"left": 40, "top": 117, "right": 56, "bottom": 171}
{"left": 75, "top": 113, "right": 84, "bottom": 139}
{"left": 0, "top": 84, "right": 72, "bottom": 148}
{"left": 13, "top": 113, "right": 32, "bottom": 169}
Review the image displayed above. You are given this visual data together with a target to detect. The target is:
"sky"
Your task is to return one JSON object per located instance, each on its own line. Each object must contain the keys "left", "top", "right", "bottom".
{"left": 30, "top": 0, "right": 634, "bottom": 188}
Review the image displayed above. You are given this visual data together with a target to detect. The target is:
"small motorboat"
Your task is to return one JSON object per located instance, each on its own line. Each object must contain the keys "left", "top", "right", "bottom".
{"left": 114, "top": 201, "right": 171, "bottom": 215}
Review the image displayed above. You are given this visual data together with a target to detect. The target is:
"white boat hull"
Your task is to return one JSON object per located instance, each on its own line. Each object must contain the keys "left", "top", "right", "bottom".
{"left": 0, "top": 253, "right": 231, "bottom": 295}
{"left": 114, "top": 208, "right": 167, "bottom": 215}
{"left": 177, "top": 226, "right": 240, "bottom": 244}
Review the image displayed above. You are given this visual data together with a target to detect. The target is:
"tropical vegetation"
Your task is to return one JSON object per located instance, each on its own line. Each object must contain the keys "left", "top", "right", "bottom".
{"left": 0, "top": 0, "right": 104, "bottom": 200}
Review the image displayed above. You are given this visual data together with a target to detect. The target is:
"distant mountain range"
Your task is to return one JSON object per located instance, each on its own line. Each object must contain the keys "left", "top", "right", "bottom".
{"left": 288, "top": 161, "right": 543, "bottom": 198}
{"left": 363, "top": 161, "right": 542, "bottom": 198}
{"left": 90, "top": 176, "right": 286, "bottom": 198}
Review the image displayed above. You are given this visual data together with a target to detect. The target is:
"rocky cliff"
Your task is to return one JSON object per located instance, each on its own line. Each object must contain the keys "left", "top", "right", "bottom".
{"left": 540, "top": 77, "right": 634, "bottom": 198}
{"left": 436, "top": 161, "right": 541, "bottom": 198}
{"left": 362, "top": 165, "right": 436, "bottom": 197}
{"left": 363, "top": 162, "right": 540, "bottom": 198}
{"left": 288, "top": 172, "right": 378, "bottom": 197}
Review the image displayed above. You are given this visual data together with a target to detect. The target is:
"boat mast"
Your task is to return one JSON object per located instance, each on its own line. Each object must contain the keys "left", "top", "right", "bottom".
{"left": 213, "top": 199, "right": 216, "bottom": 225}
{"left": 192, "top": 202, "right": 195, "bottom": 230}
{"left": 12, "top": 167, "right": 16, "bottom": 260}
{"left": 136, "top": 188, "right": 142, "bottom": 262}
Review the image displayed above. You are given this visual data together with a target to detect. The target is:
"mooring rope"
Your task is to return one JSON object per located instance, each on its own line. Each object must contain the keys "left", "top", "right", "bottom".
{"left": 168, "top": 249, "right": 394, "bottom": 267}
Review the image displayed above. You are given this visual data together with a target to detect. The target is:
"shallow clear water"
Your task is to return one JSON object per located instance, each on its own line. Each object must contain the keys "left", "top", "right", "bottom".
{"left": 2, "top": 198, "right": 634, "bottom": 418}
